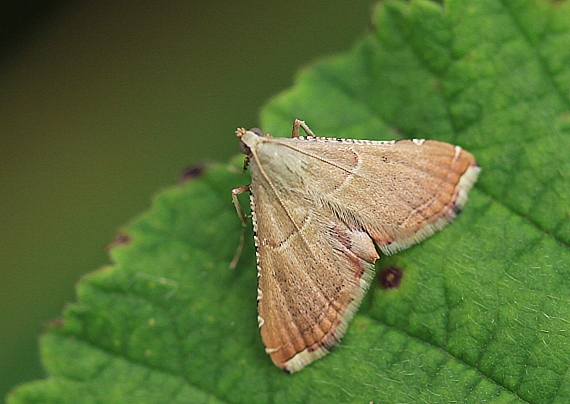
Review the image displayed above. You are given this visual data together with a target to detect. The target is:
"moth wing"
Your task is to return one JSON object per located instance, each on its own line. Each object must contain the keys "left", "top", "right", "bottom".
{"left": 249, "top": 136, "right": 479, "bottom": 372}
{"left": 277, "top": 137, "right": 480, "bottom": 255}
{"left": 250, "top": 168, "right": 378, "bottom": 373}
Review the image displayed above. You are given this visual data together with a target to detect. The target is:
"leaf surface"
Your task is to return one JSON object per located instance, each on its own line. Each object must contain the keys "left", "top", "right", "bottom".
{"left": 9, "top": 0, "right": 570, "bottom": 403}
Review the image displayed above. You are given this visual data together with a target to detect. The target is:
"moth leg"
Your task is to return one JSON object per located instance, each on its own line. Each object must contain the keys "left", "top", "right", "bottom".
{"left": 292, "top": 118, "right": 316, "bottom": 138}
{"left": 230, "top": 184, "right": 250, "bottom": 269}
{"left": 232, "top": 185, "right": 250, "bottom": 226}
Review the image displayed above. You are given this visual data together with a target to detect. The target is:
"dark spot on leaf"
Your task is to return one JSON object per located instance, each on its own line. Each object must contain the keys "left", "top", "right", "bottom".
{"left": 377, "top": 266, "right": 403, "bottom": 289}
{"left": 178, "top": 164, "right": 207, "bottom": 183}
{"left": 104, "top": 233, "right": 131, "bottom": 251}
{"left": 42, "top": 318, "right": 65, "bottom": 333}
{"left": 51, "top": 318, "right": 65, "bottom": 328}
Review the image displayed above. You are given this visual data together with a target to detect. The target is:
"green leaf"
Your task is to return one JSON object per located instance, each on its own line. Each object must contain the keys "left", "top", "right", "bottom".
{"left": 9, "top": 0, "right": 570, "bottom": 402}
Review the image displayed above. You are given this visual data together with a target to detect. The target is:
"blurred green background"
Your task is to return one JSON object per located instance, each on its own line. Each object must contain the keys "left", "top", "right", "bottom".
{"left": 0, "top": 0, "right": 375, "bottom": 398}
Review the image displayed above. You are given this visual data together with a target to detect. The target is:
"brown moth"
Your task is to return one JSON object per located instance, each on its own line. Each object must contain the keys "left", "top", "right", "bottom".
{"left": 232, "top": 119, "right": 480, "bottom": 373}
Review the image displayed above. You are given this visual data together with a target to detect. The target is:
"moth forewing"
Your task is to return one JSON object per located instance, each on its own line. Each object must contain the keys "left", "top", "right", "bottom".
{"left": 233, "top": 120, "right": 480, "bottom": 373}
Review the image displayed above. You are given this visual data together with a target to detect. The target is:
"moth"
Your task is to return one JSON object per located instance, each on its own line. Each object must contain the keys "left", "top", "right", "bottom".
{"left": 232, "top": 119, "right": 480, "bottom": 373}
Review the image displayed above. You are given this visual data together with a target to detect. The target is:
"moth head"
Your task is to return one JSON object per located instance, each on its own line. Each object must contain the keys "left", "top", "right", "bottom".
{"left": 236, "top": 127, "right": 266, "bottom": 156}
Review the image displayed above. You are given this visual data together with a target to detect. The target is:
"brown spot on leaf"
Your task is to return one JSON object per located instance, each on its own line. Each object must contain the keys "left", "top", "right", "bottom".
{"left": 42, "top": 317, "right": 65, "bottom": 333}
{"left": 104, "top": 233, "right": 131, "bottom": 251}
{"left": 179, "top": 164, "right": 207, "bottom": 183}
{"left": 378, "top": 266, "right": 403, "bottom": 289}
{"left": 51, "top": 318, "right": 65, "bottom": 328}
